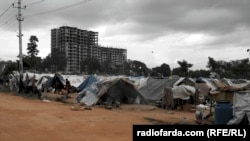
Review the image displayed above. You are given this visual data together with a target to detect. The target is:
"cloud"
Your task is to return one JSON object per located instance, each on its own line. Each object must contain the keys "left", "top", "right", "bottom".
{"left": 1, "top": 0, "right": 250, "bottom": 70}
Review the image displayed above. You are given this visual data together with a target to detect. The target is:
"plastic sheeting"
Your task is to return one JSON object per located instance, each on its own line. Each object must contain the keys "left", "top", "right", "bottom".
{"left": 77, "top": 78, "right": 145, "bottom": 106}
{"left": 171, "top": 85, "right": 196, "bottom": 100}
{"left": 139, "top": 77, "right": 179, "bottom": 102}
{"left": 227, "top": 90, "right": 250, "bottom": 125}
{"left": 76, "top": 75, "right": 97, "bottom": 92}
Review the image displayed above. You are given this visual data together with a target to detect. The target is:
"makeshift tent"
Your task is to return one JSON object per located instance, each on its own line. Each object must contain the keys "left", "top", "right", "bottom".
{"left": 75, "top": 75, "right": 99, "bottom": 105}
{"left": 171, "top": 85, "right": 196, "bottom": 100}
{"left": 161, "top": 85, "right": 197, "bottom": 109}
{"left": 36, "top": 75, "right": 53, "bottom": 91}
{"left": 161, "top": 87, "right": 174, "bottom": 109}
{"left": 173, "top": 77, "right": 195, "bottom": 86}
{"left": 96, "top": 78, "right": 146, "bottom": 106}
{"left": 201, "top": 78, "right": 219, "bottom": 94}
{"left": 195, "top": 78, "right": 211, "bottom": 104}
{"left": 61, "top": 74, "right": 87, "bottom": 88}
{"left": 47, "top": 73, "right": 65, "bottom": 90}
{"left": 76, "top": 75, "right": 97, "bottom": 92}
{"left": 208, "top": 79, "right": 250, "bottom": 104}
{"left": 227, "top": 90, "right": 250, "bottom": 125}
{"left": 131, "top": 77, "right": 148, "bottom": 89}
{"left": 139, "top": 77, "right": 179, "bottom": 102}
{"left": 77, "top": 78, "right": 146, "bottom": 106}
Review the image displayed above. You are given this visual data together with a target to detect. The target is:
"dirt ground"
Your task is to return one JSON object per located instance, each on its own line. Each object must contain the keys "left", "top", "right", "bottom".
{"left": 0, "top": 89, "right": 212, "bottom": 141}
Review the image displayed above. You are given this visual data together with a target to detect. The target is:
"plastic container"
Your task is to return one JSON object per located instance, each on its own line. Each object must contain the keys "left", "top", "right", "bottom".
{"left": 214, "top": 100, "right": 233, "bottom": 125}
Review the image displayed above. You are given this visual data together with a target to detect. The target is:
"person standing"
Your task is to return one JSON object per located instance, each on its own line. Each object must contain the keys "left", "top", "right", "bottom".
{"left": 65, "top": 79, "right": 71, "bottom": 93}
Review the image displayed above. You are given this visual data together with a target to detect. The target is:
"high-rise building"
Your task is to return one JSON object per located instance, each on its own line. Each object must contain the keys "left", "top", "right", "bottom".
{"left": 51, "top": 26, "right": 127, "bottom": 74}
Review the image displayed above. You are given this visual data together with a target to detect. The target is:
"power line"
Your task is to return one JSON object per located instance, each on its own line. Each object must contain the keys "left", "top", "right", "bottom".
{"left": 0, "top": 1, "right": 17, "bottom": 30}
{"left": 0, "top": 5, "right": 12, "bottom": 17}
{"left": 25, "top": 0, "right": 91, "bottom": 18}
{"left": 0, "top": 19, "right": 17, "bottom": 36}
{"left": 0, "top": 8, "right": 16, "bottom": 23}
{"left": 0, "top": 16, "right": 16, "bottom": 29}
{"left": 25, "top": 0, "right": 45, "bottom": 6}
{"left": 0, "top": 0, "right": 16, "bottom": 17}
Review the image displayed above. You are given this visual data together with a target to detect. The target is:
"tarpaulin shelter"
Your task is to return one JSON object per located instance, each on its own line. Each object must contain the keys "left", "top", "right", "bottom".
{"left": 161, "top": 84, "right": 197, "bottom": 109}
{"left": 96, "top": 78, "right": 146, "bottom": 106}
{"left": 139, "top": 77, "right": 179, "bottom": 103}
{"left": 36, "top": 75, "right": 53, "bottom": 91}
{"left": 77, "top": 77, "right": 146, "bottom": 106}
{"left": 76, "top": 75, "right": 97, "bottom": 92}
{"left": 75, "top": 75, "right": 99, "bottom": 105}
{"left": 227, "top": 90, "right": 250, "bottom": 125}
{"left": 206, "top": 79, "right": 250, "bottom": 104}
{"left": 171, "top": 85, "right": 196, "bottom": 100}
{"left": 48, "top": 73, "right": 65, "bottom": 90}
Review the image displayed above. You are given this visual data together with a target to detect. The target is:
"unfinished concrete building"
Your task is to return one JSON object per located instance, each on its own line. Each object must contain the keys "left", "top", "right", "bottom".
{"left": 51, "top": 26, "right": 127, "bottom": 73}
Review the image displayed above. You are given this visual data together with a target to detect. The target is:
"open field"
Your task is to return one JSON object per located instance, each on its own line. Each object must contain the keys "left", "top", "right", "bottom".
{"left": 0, "top": 89, "right": 210, "bottom": 141}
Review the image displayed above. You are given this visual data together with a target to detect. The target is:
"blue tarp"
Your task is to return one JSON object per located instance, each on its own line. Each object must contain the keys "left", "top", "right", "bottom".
{"left": 76, "top": 75, "right": 98, "bottom": 104}
{"left": 76, "top": 75, "right": 97, "bottom": 92}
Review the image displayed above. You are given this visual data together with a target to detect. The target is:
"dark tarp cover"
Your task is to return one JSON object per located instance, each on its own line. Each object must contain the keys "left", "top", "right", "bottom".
{"left": 77, "top": 78, "right": 146, "bottom": 106}
{"left": 96, "top": 78, "right": 146, "bottom": 105}
{"left": 48, "top": 73, "right": 65, "bottom": 89}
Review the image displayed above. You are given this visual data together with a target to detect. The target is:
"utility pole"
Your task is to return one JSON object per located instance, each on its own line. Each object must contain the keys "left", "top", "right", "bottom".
{"left": 14, "top": 0, "right": 25, "bottom": 77}
{"left": 13, "top": 0, "right": 26, "bottom": 92}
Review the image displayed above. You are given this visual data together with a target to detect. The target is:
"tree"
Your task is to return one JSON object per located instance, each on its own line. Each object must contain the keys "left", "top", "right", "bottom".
{"left": 38, "top": 54, "right": 52, "bottom": 72}
{"left": 129, "top": 60, "right": 149, "bottom": 76}
{"left": 27, "top": 35, "right": 39, "bottom": 57}
{"left": 1, "top": 61, "right": 18, "bottom": 76}
{"left": 172, "top": 67, "right": 182, "bottom": 77}
{"left": 189, "top": 69, "right": 211, "bottom": 78}
{"left": 206, "top": 57, "right": 219, "bottom": 72}
{"left": 24, "top": 35, "right": 41, "bottom": 70}
{"left": 123, "top": 61, "right": 131, "bottom": 76}
{"left": 176, "top": 60, "right": 193, "bottom": 77}
{"left": 80, "top": 57, "right": 102, "bottom": 74}
{"left": 160, "top": 63, "right": 171, "bottom": 77}
{"left": 51, "top": 48, "right": 67, "bottom": 72}
{"left": 205, "top": 57, "right": 250, "bottom": 79}
{"left": 151, "top": 63, "right": 171, "bottom": 77}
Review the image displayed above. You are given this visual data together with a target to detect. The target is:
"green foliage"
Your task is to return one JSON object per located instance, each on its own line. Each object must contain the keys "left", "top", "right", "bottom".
{"left": 23, "top": 35, "right": 41, "bottom": 71}
{"left": 207, "top": 57, "right": 250, "bottom": 79}
{"left": 172, "top": 60, "right": 193, "bottom": 77}
{"left": 51, "top": 48, "right": 67, "bottom": 72}
{"left": 160, "top": 63, "right": 171, "bottom": 77}
{"left": 80, "top": 57, "right": 102, "bottom": 74}
{"left": 3, "top": 37, "right": 250, "bottom": 79}
{"left": 172, "top": 67, "right": 182, "bottom": 77}
{"left": 1, "top": 61, "right": 18, "bottom": 76}
{"left": 38, "top": 54, "right": 52, "bottom": 72}
{"left": 189, "top": 69, "right": 210, "bottom": 78}
{"left": 127, "top": 60, "right": 150, "bottom": 76}
{"left": 151, "top": 63, "right": 171, "bottom": 77}
{"left": 27, "top": 35, "right": 39, "bottom": 57}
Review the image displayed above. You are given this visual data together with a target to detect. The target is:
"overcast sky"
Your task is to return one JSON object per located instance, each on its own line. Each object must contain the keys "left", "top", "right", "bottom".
{"left": 0, "top": 0, "right": 250, "bottom": 70}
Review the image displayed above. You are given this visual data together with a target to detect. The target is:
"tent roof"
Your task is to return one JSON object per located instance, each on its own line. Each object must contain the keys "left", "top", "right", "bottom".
{"left": 48, "top": 73, "right": 65, "bottom": 88}
{"left": 76, "top": 75, "right": 98, "bottom": 92}
{"left": 139, "top": 77, "right": 179, "bottom": 102}
{"left": 95, "top": 78, "right": 146, "bottom": 105}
